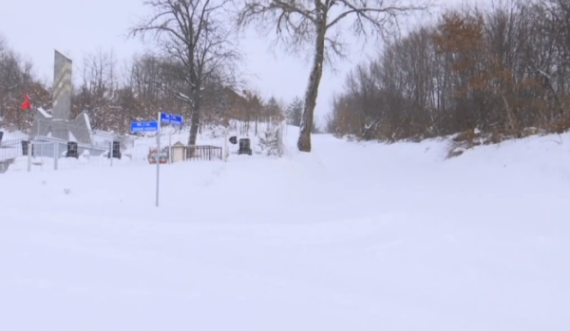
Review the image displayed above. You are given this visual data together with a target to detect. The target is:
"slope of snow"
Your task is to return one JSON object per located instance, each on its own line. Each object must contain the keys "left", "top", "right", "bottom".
{"left": 0, "top": 129, "right": 569, "bottom": 331}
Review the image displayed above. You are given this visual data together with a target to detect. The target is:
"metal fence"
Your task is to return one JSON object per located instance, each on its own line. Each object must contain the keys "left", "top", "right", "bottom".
{"left": 1, "top": 139, "right": 111, "bottom": 172}
{"left": 172, "top": 145, "right": 223, "bottom": 161}
{"left": 0, "top": 139, "right": 23, "bottom": 160}
{"left": 1, "top": 136, "right": 224, "bottom": 173}
{"left": 0, "top": 139, "right": 24, "bottom": 173}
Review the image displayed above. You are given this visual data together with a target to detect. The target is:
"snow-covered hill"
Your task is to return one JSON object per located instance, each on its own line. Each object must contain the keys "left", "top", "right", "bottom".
{"left": 0, "top": 128, "right": 569, "bottom": 331}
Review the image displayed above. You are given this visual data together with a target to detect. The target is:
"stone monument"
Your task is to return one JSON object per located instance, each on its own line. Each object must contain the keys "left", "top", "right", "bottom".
{"left": 30, "top": 50, "right": 92, "bottom": 145}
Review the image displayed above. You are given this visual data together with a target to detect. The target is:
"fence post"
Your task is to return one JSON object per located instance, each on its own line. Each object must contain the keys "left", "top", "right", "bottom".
{"left": 54, "top": 142, "right": 58, "bottom": 171}
{"left": 27, "top": 142, "right": 32, "bottom": 172}
{"left": 110, "top": 141, "right": 113, "bottom": 167}
{"left": 224, "top": 129, "right": 228, "bottom": 162}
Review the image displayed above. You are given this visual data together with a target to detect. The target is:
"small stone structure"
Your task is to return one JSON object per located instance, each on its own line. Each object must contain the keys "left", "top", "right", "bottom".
{"left": 171, "top": 141, "right": 186, "bottom": 163}
{"left": 31, "top": 108, "right": 93, "bottom": 145}
{"left": 238, "top": 138, "right": 252, "bottom": 155}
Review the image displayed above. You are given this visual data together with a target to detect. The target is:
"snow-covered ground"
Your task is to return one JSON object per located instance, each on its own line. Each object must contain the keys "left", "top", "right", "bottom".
{"left": 0, "top": 128, "right": 569, "bottom": 331}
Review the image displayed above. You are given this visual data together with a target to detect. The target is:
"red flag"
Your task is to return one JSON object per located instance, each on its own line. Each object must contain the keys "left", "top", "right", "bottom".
{"left": 20, "top": 94, "right": 31, "bottom": 110}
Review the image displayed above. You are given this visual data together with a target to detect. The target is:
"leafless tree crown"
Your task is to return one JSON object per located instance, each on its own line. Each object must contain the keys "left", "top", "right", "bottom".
{"left": 128, "top": 0, "right": 241, "bottom": 145}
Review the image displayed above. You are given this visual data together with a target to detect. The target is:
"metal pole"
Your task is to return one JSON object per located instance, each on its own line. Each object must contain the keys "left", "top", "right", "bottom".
{"left": 223, "top": 128, "right": 228, "bottom": 162}
{"left": 169, "top": 133, "right": 172, "bottom": 164}
{"left": 54, "top": 142, "right": 58, "bottom": 171}
{"left": 156, "top": 112, "right": 161, "bottom": 207}
{"left": 110, "top": 141, "right": 113, "bottom": 167}
{"left": 27, "top": 141, "right": 31, "bottom": 172}
{"left": 40, "top": 144, "right": 44, "bottom": 171}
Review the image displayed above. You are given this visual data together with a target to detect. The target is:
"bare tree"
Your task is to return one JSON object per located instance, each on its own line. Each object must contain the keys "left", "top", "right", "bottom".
{"left": 237, "top": 0, "right": 432, "bottom": 152}
{"left": 75, "top": 49, "right": 119, "bottom": 130}
{"left": 0, "top": 37, "right": 37, "bottom": 130}
{"left": 129, "top": 0, "right": 240, "bottom": 146}
{"left": 128, "top": 53, "right": 173, "bottom": 118}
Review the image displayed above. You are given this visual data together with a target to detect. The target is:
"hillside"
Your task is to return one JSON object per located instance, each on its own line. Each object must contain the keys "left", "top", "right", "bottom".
{"left": 0, "top": 128, "right": 569, "bottom": 331}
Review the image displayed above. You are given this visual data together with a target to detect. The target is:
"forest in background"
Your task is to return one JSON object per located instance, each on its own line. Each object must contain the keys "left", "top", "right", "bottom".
{"left": 4, "top": 0, "right": 570, "bottom": 149}
{"left": 0, "top": 42, "right": 300, "bottom": 135}
{"left": 327, "top": 0, "right": 570, "bottom": 147}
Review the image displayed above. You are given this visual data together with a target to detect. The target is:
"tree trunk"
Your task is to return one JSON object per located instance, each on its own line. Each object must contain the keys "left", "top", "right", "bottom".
{"left": 298, "top": 19, "right": 327, "bottom": 152}
{"left": 188, "top": 98, "right": 200, "bottom": 146}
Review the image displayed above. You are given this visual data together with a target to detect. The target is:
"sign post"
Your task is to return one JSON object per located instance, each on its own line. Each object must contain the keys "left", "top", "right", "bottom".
{"left": 27, "top": 142, "right": 31, "bottom": 172}
{"left": 131, "top": 121, "right": 159, "bottom": 133}
{"left": 131, "top": 119, "right": 160, "bottom": 206}
{"left": 156, "top": 111, "right": 182, "bottom": 206}
{"left": 160, "top": 112, "right": 183, "bottom": 163}
{"left": 156, "top": 113, "right": 161, "bottom": 207}
{"left": 160, "top": 112, "right": 183, "bottom": 126}
{"left": 131, "top": 112, "right": 182, "bottom": 208}
{"left": 169, "top": 133, "right": 172, "bottom": 164}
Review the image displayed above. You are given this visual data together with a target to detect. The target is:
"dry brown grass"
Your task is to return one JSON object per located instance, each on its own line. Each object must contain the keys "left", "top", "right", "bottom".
{"left": 549, "top": 113, "right": 570, "bottom": 134}
{"left": 445, "top": 126, "right": 547, "bottom": 159}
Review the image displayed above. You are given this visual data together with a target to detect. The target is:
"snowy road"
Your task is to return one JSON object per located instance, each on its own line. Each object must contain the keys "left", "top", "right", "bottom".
{"left": 1, "top": 133, "right": 569, "bottom": 330}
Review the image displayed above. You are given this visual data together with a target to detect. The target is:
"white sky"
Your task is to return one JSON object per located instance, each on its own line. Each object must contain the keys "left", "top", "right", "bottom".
{"left": 0, "top": 0, "right": 486, "bottom": 125}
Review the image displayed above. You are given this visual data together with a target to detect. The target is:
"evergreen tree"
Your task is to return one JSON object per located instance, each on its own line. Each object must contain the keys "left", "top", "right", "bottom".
{"left": 286, "top": 96, "right": 303, "bottom": 127}
{"left": 287, "top": 96, "right": 320, "bottom": 133}
{"left": 264, "top": 97, "right": 282, "bottom": 123}
{"left": 258, "top": 127, "right": 280, "bottom": 156}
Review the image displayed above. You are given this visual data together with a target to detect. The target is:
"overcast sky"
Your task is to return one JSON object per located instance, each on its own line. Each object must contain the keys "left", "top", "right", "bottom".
{"left": 0, "top": 0, "right": 488, "bottom": 125}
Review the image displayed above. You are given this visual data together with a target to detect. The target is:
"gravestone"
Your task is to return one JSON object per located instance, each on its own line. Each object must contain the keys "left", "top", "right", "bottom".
{"left": 67, "top": 142, "right": 78, "bottom": 158}
{"left": 21, "top": 141, "right": 30, "bottom": 156}
{"left": 229, "top": 136, "right": 237, "bottom": 145}
{"left": 108, "top": 141, "right": 121, "bottom": 159}
{"left": 238, "top": 138, "right": 252, "bottom": 155}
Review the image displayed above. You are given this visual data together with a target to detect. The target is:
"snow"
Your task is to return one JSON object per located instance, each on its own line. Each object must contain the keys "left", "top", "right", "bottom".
{"left": 0, "top": 130, "right": 28, "bottom": 141}
{"left": 68, "top": 131, "right": 77, "bottom": 142}
{"left": 37, "top": 107, "right": 52, "bottom": 118}
{"left": 82, "top": 112, "right": 92, "bottom": 133}
{"left": 0, "top": 128, "right": 569, "bottom": 331}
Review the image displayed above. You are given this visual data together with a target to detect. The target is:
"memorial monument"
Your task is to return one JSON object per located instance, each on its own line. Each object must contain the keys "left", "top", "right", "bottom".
{"left": 30, "top": 50, "right": 93, "bottom": 145}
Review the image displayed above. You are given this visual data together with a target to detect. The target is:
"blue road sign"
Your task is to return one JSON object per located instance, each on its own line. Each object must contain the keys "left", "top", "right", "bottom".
{"left": 131, "top": 121, "right": 159, "bottom": 133}
{"left": 160, "top": 112, "right": 183, "bottom": 125}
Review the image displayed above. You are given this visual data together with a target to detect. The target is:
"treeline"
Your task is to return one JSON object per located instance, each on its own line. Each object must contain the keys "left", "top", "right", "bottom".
{"left": 71, "top": 50, "right": 287, "bottom": 135}
{"left": 328, "top": 0, "right": 570, "bottom": 143}
{"left": 0, "top": 39, "right": 292, "bottom": 135}
{"left": 0, "top": 38, "right": 51, "bottom": 131}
